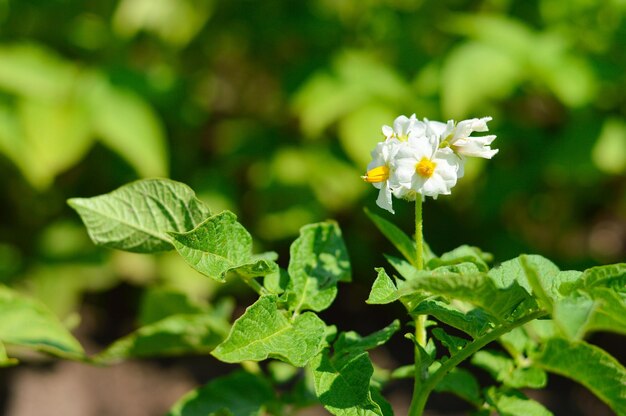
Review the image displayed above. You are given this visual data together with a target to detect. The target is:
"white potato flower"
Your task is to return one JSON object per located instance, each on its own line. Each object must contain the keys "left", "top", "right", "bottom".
{"left": 361, "top": 138, "right": 402, "bottom": 213}
{"left": 382, "top": 114, "right": 422, "bottom": 142}
{"left": 363, "top": 114, "right": 496, "bottom": 212}
{"left": 394, "top": 126, "right": 463, "bottom": 200}
{"left": 438, "top": 116, "right": 498, "bottom": 159}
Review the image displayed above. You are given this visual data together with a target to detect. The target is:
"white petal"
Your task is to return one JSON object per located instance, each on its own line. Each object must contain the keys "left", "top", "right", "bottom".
{"left": 382, "top": 125, "right": 394, "bottom": 138}
{"left": 376, "top": 182, "right": 394, "bottom": 214}
{"left": 425, "top": 120, "right": 448, "bottom": 137}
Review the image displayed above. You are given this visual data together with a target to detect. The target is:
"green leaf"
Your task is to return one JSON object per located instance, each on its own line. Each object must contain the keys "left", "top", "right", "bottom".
{"left": 212, "top": 295, "right": 326, "bottom": 367}
{"left": 427, "top": 245, "right": 490, "bottom": 272}
{"left": 366, "top": 208, "right": 435, "bottom": 267}
{"left": 531, "top": 338, "right": 626, "bottom": 415}
{"left": 401, "top": 273, "right": 537, "bottom": 323}
{"left": 434, "top": 368, "right": 481, "bottom": 405}
{"left": 333, "top": 320, "right": 400, "bottom": 354}
{"left": 68, "top": 179, "right": 210, "bottom": 253}
{"left": 312, "top": 351, "right": 386, "bottom": 416}
{"left": 285, "top": 222, "right": 351, "bottom": 313}
{"left": 366, "top": 268, "right": 399, "bottom": 305}
{"left": 94, "top": 313, "right": 229, "bottom": 364}
{"left": 170, "top": 211, "right": 277, "bottom": 282}
{"left": 488, "top": 255, "right": 581, "bottom": 300}
{"left": 560, "top": 263, "right": 626, "bottom": 295}
{"left": 553, "top": 267, "right": 626, "bottom": 340}
{"left": 167, "top": 370, "right": 275, "bottom": 416}
{"left": 311, "top": 323, "right": 397, "bottom": 416}
{"left": 411, "top": 300, "right": 493, "bottom": 338}
{"left": 472, "top": 350, "right": 546, "bottom": 389}
{"left": 0, "top": 285, "right": 84, "bottom": 361}
{"left": 431, "top": 328, "right": 469, "bottom": 356}
{"left": 87, "top": 74, "right": 169, "bottom": 178}
{"left": 484, "top": 387, "right": 553, "bottom": 416}
{"left": 384, "top": 254, "right": 422, "bottom": 280}
{"left": 520, "top": 255, "right": 554, "bottom": 312}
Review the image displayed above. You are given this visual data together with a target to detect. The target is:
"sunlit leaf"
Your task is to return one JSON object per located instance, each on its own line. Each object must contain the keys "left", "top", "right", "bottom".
{"left": 170, "top": 211, "right": 277, "bottom": 282}
{"left": 532, "top": 338, "right": 626, "bottom": 415}
{"left": 212, "top": 295, "right": 326, "bottom": 367}
{"left": 285, "top": 222, "right": 351, "bottom": 313}
{"left": 366, "top": 268, "right": 399, "bottom": 305}
{"left": 401, "top": 272, "right": 537, "bottom": 324}
{"left": 311, "top": 322, "right": 398, "bottom": 416}
{"left": 68, "top": 179, "right": 210, "bottom": 253}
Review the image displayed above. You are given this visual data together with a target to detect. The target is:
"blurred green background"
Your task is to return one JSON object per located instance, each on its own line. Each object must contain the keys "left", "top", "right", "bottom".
{"left": 0, "top": 0, "right": 625, "bottom": 414}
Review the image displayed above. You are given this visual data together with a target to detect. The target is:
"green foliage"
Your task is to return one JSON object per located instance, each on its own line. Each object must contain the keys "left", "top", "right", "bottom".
{"left": 2, "top": 1, "right": 626, "bottom": 414}
{"left": 170, "top": 211, "right": 277, "bottom": 282}
{"left": 94, "top": 313, "right": 229, "bottom": 364}
{"left": 212, "top": 295, "right": 326, "bottom": 367}
{"left": 285, "top": 222, "right": 351, "bottom": 313}
{"left": 311, "top": 321, "right": 399, "bottom": 416}
{"left": 0, "top": 285, "right": 84, "bottom": 362}
{"left": 167, "top": 370, "right": 275, "bottom": 416}
{"left": 68, "top": 179, "right": 210, "bottom": 253}
{"left": 531, "top": 338, "right": 626, "bottom": 415}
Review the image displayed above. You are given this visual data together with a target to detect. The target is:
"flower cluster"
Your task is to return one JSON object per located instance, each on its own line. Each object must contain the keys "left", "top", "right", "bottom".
{"left": 362, "top": 114, "right": 497, "bottom": 213}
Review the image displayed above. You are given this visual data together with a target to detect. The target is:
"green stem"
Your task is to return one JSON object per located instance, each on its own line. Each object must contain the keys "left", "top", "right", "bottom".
{"left": 415, "top": 197, "right": 424, "bottom": 271}
{"left": 242, "top": 276, "right": 265, "bottom": 295}
{"left": 410, "top": 310, "right": 547, "bottom": 414}
{"left": 408, "top": 198, "right": 426, "bottom": 416}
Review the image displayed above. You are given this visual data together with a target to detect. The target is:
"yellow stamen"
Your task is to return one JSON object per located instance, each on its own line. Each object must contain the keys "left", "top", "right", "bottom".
{"left": 416, "top": 157, "right": 436, "bottom": 178}
{"left": 362, "top": 165, "right": 390, "bottom": 183}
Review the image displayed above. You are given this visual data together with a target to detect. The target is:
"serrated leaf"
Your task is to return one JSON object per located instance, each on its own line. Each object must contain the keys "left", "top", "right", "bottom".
{"left": 485, "top": 387, "right": 553, "bottom": 416}
{"left": 366, "top": 268, "right": 399, "bottom": 304}
{"left": 94, "top": 313, "right": 229, "bottom": 364}
{"left": 286, "top": 222, "right": 351, "bottom": 313}
{"left": 431, "top": 328, "right": 469, "bottom": 356}
{"left": 427, "top": 245, "right": 490, "bottom": 272}
{"left": 312, "top": 351, "right": 385, "bottom": 416}
{"left": 212, "top": 295, "right": 325, "bottom": 367}
{"left": 68, "top": 179, "right": 210, "bottom": 253}
{"left": 0, "top": 285, "right": 84, "bottom": 361}
{"left": 488, "top": 255, "right": 581, "bottom": 301}
{"left": 532, "top": 338, "right": 626, "bottom": 415}
{"left": 401, "top": 273, "right": 537, "bottom": 324}
{"left": 311, "top": 323, "right": 398, "bottom": 416}
{"left": 434, "top": 368, "right": 481, "bottom": 405}
{"left": 411, "top": 300, "right": 494, "bottom": 338}
{"left": 167, "top": 370, "right": 275, "bottom": 416}
{"left": 170, "top": 211, "right": 277, "bottom": 282}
